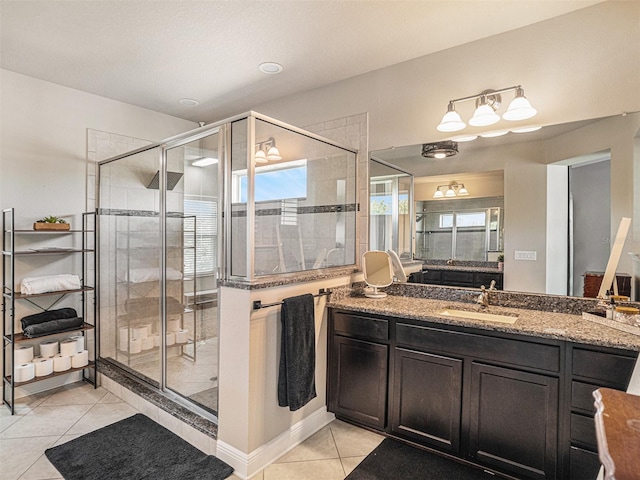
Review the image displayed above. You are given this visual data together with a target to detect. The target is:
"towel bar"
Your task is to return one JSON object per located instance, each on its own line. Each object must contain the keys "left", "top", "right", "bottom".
{"left": 252, "top": 288, "right": 331, "bottom": 310}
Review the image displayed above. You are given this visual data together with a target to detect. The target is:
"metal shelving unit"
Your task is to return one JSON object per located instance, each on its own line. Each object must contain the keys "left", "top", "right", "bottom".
{"left": 2, "top": 208, "right": 97, "bottom": 414}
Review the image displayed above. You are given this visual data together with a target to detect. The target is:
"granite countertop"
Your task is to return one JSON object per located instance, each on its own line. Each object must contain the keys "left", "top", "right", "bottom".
{"left": 328, "top": 294, "right": 640, "bottom": 351}
{"left": 422, "top": 264, "right": 502, "bottom": 274}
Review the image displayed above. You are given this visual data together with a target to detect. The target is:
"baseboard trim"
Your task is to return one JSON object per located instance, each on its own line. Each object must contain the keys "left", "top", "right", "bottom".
{"left": 216, "top": 407, "right": 335, "bottom": 479}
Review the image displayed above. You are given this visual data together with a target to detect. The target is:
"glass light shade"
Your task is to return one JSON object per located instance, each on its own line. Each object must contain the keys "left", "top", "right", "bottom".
{"left": 434, "top": 152, "right": 447, "bottom": 159}
{"left": 451, "top": 134, "right": 478, "bottom": 142}
{"left": 511, "top": 125, "right": 542, "bottom": 133}
{"left": 433, "top": 189, "right": 444, "bottom": 199}
{"left": 437, "top": 110, "right": 466, "bottom": 132}
{"left": 254, "top": 149, "right": 267, "bottom": 163}
{"left": 445, "top": 188, "right": 456, "bottom": 197}
{"left": 457, "top": 187, "right": 469, "bottom": 196}
{"left": 266, "top": 145, "right": 282, "bottom": 161}
{"left": 480, "top": 130, "right": 509, "bottom": 138}
{"left": 503, "top": 96, "right": 537, "bottom": 121}
{"left": 469, "top": 104, "right": 500, "bottom": 127}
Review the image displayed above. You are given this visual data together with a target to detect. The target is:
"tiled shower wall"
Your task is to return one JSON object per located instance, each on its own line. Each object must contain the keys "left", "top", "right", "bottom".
{"left": 304, "top": 113, "right": 369, "bottom": 265}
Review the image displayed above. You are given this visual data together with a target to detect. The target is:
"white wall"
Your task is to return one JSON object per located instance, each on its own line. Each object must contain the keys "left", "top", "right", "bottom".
{"left": 0, "top": 69, "right": 196, "bottom": 396}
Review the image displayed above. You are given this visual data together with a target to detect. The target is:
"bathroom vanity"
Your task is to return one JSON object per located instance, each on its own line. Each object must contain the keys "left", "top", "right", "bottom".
{"left": 327, "top": 294, "right": 640, "bottom": 480}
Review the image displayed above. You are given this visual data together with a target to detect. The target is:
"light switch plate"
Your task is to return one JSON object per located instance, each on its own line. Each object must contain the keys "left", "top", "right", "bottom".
{"left": 514, "top": 250, "right": 537, "bottom": 261}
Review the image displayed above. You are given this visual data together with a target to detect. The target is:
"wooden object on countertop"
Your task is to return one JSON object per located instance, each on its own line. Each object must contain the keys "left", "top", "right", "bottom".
{"left": 593, "top": 387, "right": 640, "bottom": 480}
{"left": 583, "top": 271, "right": 631, "bottom": 298}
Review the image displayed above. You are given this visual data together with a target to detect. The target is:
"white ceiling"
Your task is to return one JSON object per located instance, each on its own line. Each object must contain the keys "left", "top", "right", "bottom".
{"left": 0, "top": 0, "right": 600, "bottom": 123}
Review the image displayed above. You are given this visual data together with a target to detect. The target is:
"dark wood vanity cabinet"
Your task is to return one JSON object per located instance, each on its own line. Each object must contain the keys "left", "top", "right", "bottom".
{"left": 328, "top": 312, "right": 389, "bottom": 429}
{"left": 390, "top": 348, "right": 463, "bottom": 453}
{"left": 468, "top": 362, "right": 559, "bottom": 480}
{"left": 419, "top": 268, "right": 503, "bottom": 290}
{"left": 565, "top": 345, "right": 637, "bottom": 479}
{"left": 327, "top": 308, "right": 638, "bottom": 480}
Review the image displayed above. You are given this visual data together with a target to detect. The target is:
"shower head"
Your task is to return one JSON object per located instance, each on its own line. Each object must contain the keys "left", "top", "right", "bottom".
{"left": 147, "top": 171, "right": 184, "bottom": 190}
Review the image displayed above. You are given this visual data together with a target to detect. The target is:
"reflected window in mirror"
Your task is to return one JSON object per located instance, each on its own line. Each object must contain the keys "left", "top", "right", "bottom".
{"left": 369, "top": 158, "right": 414, "bottom": 260}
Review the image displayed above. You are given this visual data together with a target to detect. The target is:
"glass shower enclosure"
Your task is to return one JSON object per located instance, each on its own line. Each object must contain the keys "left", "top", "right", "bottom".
{"left": 97, "top": 112, "right": 358, "bottom": 421}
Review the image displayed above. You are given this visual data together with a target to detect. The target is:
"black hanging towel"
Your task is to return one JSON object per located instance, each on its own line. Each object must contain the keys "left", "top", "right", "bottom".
{"left": 278, "top": 293, "right": 317, "bottom": 411}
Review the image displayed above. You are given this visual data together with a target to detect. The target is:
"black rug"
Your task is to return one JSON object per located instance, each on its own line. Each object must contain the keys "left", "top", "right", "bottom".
{"left": 45, "top": 413, "right": 233, "bottom": 480}
{"left": 346, "top": 438, "right": 494, "bottom": 480}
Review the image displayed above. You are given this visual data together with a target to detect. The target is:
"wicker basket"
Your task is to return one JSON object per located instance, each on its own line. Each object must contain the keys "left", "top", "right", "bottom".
{"left": 33, "top": 222, "right": 70, "bottom": 231}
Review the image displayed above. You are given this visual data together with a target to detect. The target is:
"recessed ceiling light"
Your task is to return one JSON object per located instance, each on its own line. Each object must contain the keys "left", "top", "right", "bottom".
{"left": 179, "top": 98, "right": 199, "bottom": 106}
{"left": 258, "top": 62, "right": 284, "bottom": 74}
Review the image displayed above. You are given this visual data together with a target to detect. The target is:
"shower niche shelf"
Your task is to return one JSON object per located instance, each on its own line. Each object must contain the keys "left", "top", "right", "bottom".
{"left": 2, "top": 208, "right": 97, "bottom": 414}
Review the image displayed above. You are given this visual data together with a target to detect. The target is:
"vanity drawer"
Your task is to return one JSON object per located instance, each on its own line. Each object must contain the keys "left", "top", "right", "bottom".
{"left": 571, "top": 348, "right": 636, "bottom": 386}
{"left": 334, "top": 312, "right": 389, "bottom": 342}
{"left": 571, "top": 381, "right": 600, "bottom": 414}
{"left": 396, "top": 323, "right": 560, "bottom": 373}
{"left": 569, "top": 446, "right": 601, "bottom": 480}
{"left": 570, "top": 412, "right": 597, "bottom": 451}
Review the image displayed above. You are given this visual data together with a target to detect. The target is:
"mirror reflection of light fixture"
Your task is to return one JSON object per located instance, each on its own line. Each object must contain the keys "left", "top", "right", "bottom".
{"left": 433, "top": 182, "right": 469, "bottom": 199}
{"left": 192, "top": 157, "right": 218, "bottom": 167}
{"left": 422, "top": 140, "right": 458, "bottom": 159}
{"left": 437, "top": 85, "right": 537, "bottom": 132}
{"left": 254, "top": 137, "right": 281, "bottom": 163}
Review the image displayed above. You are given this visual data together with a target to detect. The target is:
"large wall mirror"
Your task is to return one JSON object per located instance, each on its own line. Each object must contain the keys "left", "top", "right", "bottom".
{"left": 370, "top": 112, "right": 640, "bottom": 299}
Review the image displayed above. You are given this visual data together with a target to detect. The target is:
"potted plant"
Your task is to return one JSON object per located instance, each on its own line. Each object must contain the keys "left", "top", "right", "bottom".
{"left": 497, "top": 254, "right": 504, "bottom": 271}
{"left": 33, "top": 216, "right": 70, "bottom": 231}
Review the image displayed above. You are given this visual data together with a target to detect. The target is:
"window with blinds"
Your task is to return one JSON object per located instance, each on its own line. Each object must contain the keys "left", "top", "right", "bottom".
{"left": 183, "top": 197, "right": 218, "bottom": 276}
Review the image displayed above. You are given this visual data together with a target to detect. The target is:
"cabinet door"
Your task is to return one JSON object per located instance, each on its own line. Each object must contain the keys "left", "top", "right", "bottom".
{"left": 391, "top": 348, "right": 463, "bottom": 453}
{"left": 469, "top": 362, "right": 558, "bottom": 480}
{"left": 330, "top": 336, "right": 388, "bottom": 429}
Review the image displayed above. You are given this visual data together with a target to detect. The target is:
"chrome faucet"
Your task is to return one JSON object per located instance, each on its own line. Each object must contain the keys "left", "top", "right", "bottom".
{"left": 476, "top": 285, "right": 490, "bottom": 308}
{"left": 447, "top": 258, "right": 454, "bottom": 266}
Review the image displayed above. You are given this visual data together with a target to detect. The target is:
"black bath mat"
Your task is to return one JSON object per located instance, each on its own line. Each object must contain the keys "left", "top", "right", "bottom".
{"left": 346, "top": 438, "right": 494, "bottom": 480}
{"left": 45, "top": 413, "right": 233, "bottom": 480}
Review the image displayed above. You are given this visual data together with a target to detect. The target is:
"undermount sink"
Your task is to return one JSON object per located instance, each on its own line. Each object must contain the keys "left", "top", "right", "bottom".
{"left": 439, "top": 309, "right": 518, "bottom": 324}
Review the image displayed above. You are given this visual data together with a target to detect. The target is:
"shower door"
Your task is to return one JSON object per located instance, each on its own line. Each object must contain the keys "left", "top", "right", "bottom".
{"left": 98, "top": 128, "right": 222, "bottom": 417}
{"left": 163, "top": 130, "right": 221, "bottom": 415}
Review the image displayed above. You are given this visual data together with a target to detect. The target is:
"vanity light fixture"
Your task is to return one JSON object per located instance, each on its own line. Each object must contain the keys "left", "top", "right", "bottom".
{"left": 254, "top": 137, "right": 282, "bottom": 163}
{"left": 422, "top": 141, "right": 459, "bottom": 159}
{"left": 437, "top": 85, "right": 537, "bottom": 132}
{"left": 433, "top": 182, "right": 469, "bottom": 199}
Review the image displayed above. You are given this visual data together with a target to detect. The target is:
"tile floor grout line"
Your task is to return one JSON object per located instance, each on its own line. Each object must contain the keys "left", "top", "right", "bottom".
{"left": 328, "top": 422, "right": 349, "bottom": 478}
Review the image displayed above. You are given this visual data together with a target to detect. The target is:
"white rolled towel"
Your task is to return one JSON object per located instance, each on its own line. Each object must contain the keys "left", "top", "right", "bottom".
{"left": 20, "top": 274, "right": 81, "bottom": 295}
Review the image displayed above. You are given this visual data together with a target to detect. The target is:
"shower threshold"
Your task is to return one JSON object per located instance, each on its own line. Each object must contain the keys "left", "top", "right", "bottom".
{"left": 98, "top": 358, "right": 218, "bottom": 437}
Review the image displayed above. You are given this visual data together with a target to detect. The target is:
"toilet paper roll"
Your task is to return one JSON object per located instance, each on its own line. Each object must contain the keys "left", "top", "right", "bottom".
{"left": 15, "top": 345, "right": 34, "bottom": 364}
{"left": 15, "top": 363, "right": 35, "bottom": 383}
{"left": 141, "top": 337, "right": 154, "bottom": 351}
{"left": 175, "top": 329, "right": 188, "bottom": 344}
{"left": 132, "top": 326, "right": 148, "bottom": 340}
{"left": 166, "top": 332, "right": 175, "bottom": 346}
{"left": 69, "top": 335, "right": 85, "bottom": 353}
{"left": 34, "top": 357, "right": 54, "bottom": 377}
{"left": 119, "top": 327, "right": 129, "bottom": 351}
{"left": 53, "top": 354, "right": 72, "bottom": 372}
{"left": 59, "top": 339, "right": 77, "bottom": 357}
{"left": 167, "top": 319, "right": 180, "bottom": 332}
{"left": 39, "top": 340, "right": 59, "bottom": 358}
{"left": 152, "top": 334, "right": 161, "bottom": 348}
{"left": 71, "top": 350, "right": 89, "bottom": 368}
{"left": 129, "top": 338, "right": 142, "bottom": 354}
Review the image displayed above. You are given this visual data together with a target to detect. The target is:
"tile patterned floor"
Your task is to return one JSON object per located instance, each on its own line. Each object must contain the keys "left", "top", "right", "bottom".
{"left": 1, "top": 382, "right": 383, "bottom": 480}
